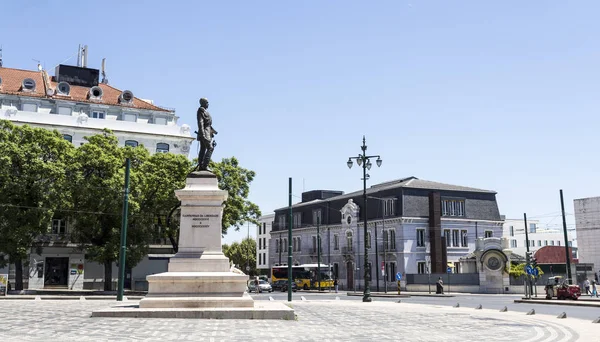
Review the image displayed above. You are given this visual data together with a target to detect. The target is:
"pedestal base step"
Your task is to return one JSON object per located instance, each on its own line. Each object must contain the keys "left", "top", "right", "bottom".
{"left": 139, "top": 295, "right": 253, "bottom": 308}
{"left": 91, "top": 301, "right": 295, "bottom": 320}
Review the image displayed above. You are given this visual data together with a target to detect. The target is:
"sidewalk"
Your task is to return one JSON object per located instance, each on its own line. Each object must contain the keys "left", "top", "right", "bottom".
{"left": 346, "top": 291, "right": 454, "bottom": 298}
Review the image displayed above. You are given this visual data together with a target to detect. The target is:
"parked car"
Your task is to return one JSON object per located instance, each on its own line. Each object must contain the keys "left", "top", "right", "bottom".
{"left": 272, "top": 280, "right": 287, "bottom": 291}
{"left": 280, "top": 281, "right": 297, "bottom": 292}
{"left": 545, "top": 276, "right": 581, "bottom": 300}
{"left": 248, "top": 279, "right": 272, "bottom": 293}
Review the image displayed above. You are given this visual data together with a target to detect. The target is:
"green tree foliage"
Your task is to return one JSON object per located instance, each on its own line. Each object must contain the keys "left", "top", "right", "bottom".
{"left": 223, "top": 237, "right": 257, "bottom": 276}
{"left": 0, "top": 121, "right": 73, "bottom": 290}
{"left": 68, "top": 130, "right": 154, "bottom": 290}
{"left": 210, "top": 157, "right": 261, "bottom": 235}
{"left": 509, "top": 262, "right": 544, "bottom": 280}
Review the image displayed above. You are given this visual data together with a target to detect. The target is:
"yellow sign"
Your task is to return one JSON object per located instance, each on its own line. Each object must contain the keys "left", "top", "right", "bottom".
{"left": 0, "top": 275, "right": 7, "bottom": 285}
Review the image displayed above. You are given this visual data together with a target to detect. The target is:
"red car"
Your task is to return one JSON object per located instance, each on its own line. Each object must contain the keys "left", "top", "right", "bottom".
{"left": 545, "top": 276, "right": 581, "bottom": 300}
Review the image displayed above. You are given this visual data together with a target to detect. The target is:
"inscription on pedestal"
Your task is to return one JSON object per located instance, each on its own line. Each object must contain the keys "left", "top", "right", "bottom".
{"left": 183, "top": 214, "right": 220, "bottom": 228}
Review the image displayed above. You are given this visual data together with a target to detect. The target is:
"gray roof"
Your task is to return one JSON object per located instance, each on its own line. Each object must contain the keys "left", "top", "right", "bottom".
{"left": 274, "top": 176, "right": 496, "bottom": 212}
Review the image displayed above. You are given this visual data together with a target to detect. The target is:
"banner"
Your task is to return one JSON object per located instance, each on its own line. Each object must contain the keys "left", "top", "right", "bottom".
{"left": 0, "top": 274, "right": 8, "bottom": 296}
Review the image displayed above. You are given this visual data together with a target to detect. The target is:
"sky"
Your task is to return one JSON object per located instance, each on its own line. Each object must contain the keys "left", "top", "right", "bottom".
{"left": 2, "top": 1, "right": 599, "bottom": 244}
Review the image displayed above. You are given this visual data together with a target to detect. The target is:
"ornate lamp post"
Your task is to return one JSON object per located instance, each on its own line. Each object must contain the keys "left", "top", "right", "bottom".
{"left": 347, "top": 136, "right": 382, "bottom": 303}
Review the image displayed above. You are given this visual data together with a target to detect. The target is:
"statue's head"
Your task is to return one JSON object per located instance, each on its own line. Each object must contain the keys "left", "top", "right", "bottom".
{"left": 200, "top": 98, "right": 209, "bottom": 108}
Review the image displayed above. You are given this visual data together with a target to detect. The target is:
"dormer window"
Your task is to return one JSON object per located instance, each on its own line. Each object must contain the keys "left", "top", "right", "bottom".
{"left": 119, "top": 90, "right": 134, "bottom": 104}
{"left": 154, "top": 117, "right": 167, "bottom": 125}
{"left": 22, "top": 78, "right": 36, "bottom": 91}
{"left": 91, "top": 111, "right": 105, "bottom": 119}
{"left": 57, "top": 82, "right": 71, "bottom": 96}
{"left": 89, "top": 86, "right": 103, "bottom": 100}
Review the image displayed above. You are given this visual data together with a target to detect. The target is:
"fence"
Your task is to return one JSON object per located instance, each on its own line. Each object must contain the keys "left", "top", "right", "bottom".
{"left": 406, "top": 273, "right": 480, "bottom": 285}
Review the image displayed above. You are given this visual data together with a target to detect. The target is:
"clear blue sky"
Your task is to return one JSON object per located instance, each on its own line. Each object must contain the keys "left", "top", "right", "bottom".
{"left": 2, "top": 1, "right": 598, "bottom": 244}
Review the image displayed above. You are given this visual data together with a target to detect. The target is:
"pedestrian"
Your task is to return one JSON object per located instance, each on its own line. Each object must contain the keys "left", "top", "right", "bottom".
{"left": 591, "top": 279, "right": 598, "bottom": 298}
{"left": 334, "top": 278, "right": 338, "bottom": 293}
{"left": 255, "top": 277, "right": 260, "bottom": 294}
{"left": 436, "top": 277, "right": 444, "bottom": 294}
{"left": 583, "top": 279, "right": 590, "bottom": 295}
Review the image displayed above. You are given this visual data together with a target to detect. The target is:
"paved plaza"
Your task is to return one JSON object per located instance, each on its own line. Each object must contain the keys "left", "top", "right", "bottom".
{"left": 0, "top": 298, "right": 595, "bottom": 341}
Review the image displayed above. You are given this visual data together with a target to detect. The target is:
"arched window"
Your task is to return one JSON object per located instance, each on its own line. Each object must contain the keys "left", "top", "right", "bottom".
{"left": 346, "top": 231, "right": 353, "bottom": 251}
{"left": 389, "top": 230, "right": 396, "bottom": 250}
{"left": 63, "top": 134, "right": 73, "bottom": 143}
{"left": 125, "top": 140, "right": 138, "bottom": 147}
{"left": 156, "top": 143, "right": 169, "bottom": 153}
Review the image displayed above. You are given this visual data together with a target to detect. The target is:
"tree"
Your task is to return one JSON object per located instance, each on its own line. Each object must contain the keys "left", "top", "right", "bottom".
{"left": 210, "top": 157, "right": 261, "bottom": 235}
{"left": 0, "top": 121, "right": 73, "bottom": 290}
{"left": 223, "top": 237, "right": 257, "bottom": 276}
{"left": 509, "top": 262, "right": 544, "bottom": 280}
{"left": 68, "top": 130, "right": 154, "bottom": 290}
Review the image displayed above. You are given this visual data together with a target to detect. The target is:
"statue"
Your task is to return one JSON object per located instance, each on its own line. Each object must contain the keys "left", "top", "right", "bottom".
{"left": 196, "top": 98, "right": 217, "bottom": 171}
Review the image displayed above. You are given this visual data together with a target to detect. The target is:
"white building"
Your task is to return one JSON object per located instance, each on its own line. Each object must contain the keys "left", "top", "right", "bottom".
{"left": 574, "top": 197, "right": 600, "bottom": 273}
{"left": 1, "top": 52, "right": 193, "bottom": 291}
{"left": 256, "top": 214, "right": 274, "bottom": 274}
{"left": 502, "top": 218, "right": 576, "bottom": 258}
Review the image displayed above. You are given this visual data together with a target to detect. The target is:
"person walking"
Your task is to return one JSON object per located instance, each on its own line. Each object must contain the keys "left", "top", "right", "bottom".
{"left": 334, "top": 278, "right": 338, "bottom": 293}
{"left": 583, "top": 279, "right": 590, "bottom": 295}
{"left": 591, "top": 279, "right": 598, "bottom": 298}
{"left": 436, "top": 277, "right": 444, "bottom": 294}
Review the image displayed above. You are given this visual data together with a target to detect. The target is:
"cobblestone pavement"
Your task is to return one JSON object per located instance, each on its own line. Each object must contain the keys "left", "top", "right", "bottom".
{"left": 0, "top": 299, "right": 594, "bottom": 341}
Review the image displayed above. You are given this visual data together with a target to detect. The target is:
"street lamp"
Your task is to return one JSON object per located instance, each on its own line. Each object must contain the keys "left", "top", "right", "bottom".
{"left": 346, "top": 136, "right": 382, "bottom": 303}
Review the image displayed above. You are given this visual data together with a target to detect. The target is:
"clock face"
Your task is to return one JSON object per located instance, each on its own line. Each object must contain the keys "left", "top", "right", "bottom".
{"left": 347, "top": 216, "right": 352, "bottom": 225}
{"left": 486, "top": 256, "right": 502, "bottom": 271}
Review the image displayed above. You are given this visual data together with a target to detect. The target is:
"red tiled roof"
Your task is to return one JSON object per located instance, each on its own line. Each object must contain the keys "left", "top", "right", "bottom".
{"left": 0, "top": 67, "right": 170, "bottom": 112}
{"left": 534, "top": 246, "right": 578, "bottom": 264}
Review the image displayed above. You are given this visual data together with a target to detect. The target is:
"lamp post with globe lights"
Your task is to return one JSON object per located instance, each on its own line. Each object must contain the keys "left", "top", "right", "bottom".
{"left": 346, "top": 136, "right": 382, "bottom": 302}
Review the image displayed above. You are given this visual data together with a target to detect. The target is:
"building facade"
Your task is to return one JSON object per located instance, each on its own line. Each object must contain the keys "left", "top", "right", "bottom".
{"left": 574, "top": 197, "right": 600, "bottom": 276}
{"left": 256, "top": 214, "right": 274, "bottom": 274}
{"left": 502, "top": 218, "right": 577, "bottom": 258}
{"left": 268, "top": 177, "right": 503, "bottom": 291}
{"left": 1, "top": 54, "right": 192, "bottom": 290}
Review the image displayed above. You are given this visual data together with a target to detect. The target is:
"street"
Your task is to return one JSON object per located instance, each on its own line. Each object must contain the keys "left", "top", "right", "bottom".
{"left": 254, "top": 291, "right": 600, "bottom": 321}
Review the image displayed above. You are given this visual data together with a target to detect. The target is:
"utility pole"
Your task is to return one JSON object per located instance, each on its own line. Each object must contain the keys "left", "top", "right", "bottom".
{"left": 383, "top": 216, "right": 387, "bottom": 294}
{"left": 524, "top": 213, "right": 532, "bottom": 299}
{"left": 117, "top": 158, "right": 130, "bottom": 301}
{"left": 560, "top": 190, "right": 573, "bottom": 284}
{"left": 317, "top": 216, "right": 321, "bottom": 292}
{"left": 287, "top": 177, "right": 293, "bottom": 302}
{"left": 246, "top": 221, "right": 250, "bottom": 276}
{"left": 375, "top": 222, "right": 379, "bottom": 292}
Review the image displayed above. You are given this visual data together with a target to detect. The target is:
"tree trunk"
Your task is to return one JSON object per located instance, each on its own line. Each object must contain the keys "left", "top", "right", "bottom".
{"left": 103, "top": 260, "right": 112, "bottom": 291}
{"left": 14, "top": 258, "right": 23, "bottom": 291}
{"left": 167, "top": 232, "right": 178, "bottom": 253}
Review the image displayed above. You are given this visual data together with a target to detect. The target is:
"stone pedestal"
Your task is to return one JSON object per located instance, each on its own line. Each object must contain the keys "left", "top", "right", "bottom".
{"left": 139, "top": 171, "right": 251, "bottom": 309}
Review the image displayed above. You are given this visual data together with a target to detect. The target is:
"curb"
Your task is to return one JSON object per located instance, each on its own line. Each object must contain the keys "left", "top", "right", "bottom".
{"left": 514, "top": 299, "right": 600, "bottom": 308}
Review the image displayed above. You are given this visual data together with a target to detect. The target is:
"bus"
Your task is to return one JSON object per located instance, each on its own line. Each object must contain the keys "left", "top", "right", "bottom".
{"left": 271, "top": 263, "right": 334, "bottom": 290}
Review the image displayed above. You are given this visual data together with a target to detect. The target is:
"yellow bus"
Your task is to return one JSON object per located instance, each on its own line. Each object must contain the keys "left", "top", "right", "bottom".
{"left": 271, "top": 263, "right": 334, "bottom": 291}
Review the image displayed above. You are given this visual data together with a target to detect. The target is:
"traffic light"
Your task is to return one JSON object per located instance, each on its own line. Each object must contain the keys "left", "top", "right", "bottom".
{"left": 525, "top": 251, "right": 532, "bottom": 262}
{"left": 531, "top": 257, "right": 538, "bottom": 269}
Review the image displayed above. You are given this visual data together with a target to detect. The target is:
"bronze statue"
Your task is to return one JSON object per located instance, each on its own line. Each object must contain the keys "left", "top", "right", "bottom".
{"left": 196, "top": 98, "right": 217, "bottom": 171}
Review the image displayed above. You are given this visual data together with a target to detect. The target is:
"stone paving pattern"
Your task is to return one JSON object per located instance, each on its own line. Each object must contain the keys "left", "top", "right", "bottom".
{"left": 0, "top": 299, "right": 592, "bottom": 341}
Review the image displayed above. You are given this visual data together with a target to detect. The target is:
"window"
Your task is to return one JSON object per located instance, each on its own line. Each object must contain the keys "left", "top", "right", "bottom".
{"left": 484, "top": 230, "right": 493, "bottom": 238}
{"left": 387, "top": 262, "right": 396, "bottom": 282}
{"left": 333, "top": 263, "right": 339, "bottom": 278}
{"left": 557, "top": 241, "right": 561, "bottom": 246}
{"left": 334, "top": 234, "right": 339, "bottom": 250}
{"left": 293, "top": 213, "right": 302, "bottom": 228}
{"left": 529, "top": 223, "right": 537, "bottom": 234}
{"left": 454, "top": 262, "right": 461, "bottom": 274}
{"left": 452, "top": 230, "right": 459, "bottom": 247}
{"left": 51, "top": 219, "right": 67, "bottom": 234}
{"left": 537, "top": 240, "right": 541, "bottom": 247}
{"left": 22, "top": 78, "right": 36, "bottom": 91}
{"left": 154, "top": 117, "right": 167, "bottom": 125}
{"left": 91, "top": 111, "right": 105, "bottom": 119}
{"left": 530, "top": 240, "right": 534, "bottom": 247}
{"left": 312, "top": 209, "right": 322, "bottom": 225}
{"left": 296, "top": 237, "right": 301, "bottom": 252}
{"left": 444, "top": 230, "right": 451, "bottom": 247}
{"left": 275, "top": 239, "right": 279, "bottom": 253}
{"left": 258, "top": 253, "right": 261, "bottom": 265}
{"left": 417, "top": 262, "right": 427, "bottom": 274}
{"left": 123, "top": 113, "right": 137, "bottom": 122}
{"left": 346, "top": 231, "right": 353, "bottom": 251}
{"left": 312, "top": 236, "right": 317, "bottom": 253}
{"left": 383, "top": 198, "right": 396, "bottom": 217}
{"left": 366, "top": 231, "right": 371, "bottom": 249}
{"left": 416, "top": 229, "right": 425, "bottom": 247}
{"left": 461, "top": 230, "right": 468, "bottom": 247}
{"left": 544, "top": 240, "right": 548, "bottom": 246}
{"left": 550, "top": 240, "right": 555, "bottom": 246}
{"left": 63, "top": 134, "right": 72, "bottom": 143}
{"left": 278, "top": 215, "right": 286, "bottom": 230}
{"left": 58, "top": 106, "right": 72, "bottom": 115}
{"left": 262, "top": 253, "right": 266, "bottom": 266}
{"left": 125, "top": 140, "right": 138, "bottom": 147}
{"left": 441, "top": 199, "right": 465, "bottom": 217}
{"left": 262, "top": 223, "right": 266, "bottom": 235}
{"left": 284, "top": 238, "right": 288, "bottom": 252}
{"left": 292, "top": 238, "right": 296, "bottom": 252}
{"left": 22, "top": 103, "right": 37, "bottom": 112}
{"left": 156, "top": 143, "right": 169, "bottom": 153}
{"left": 389, "top": 230, "right": 396, "bottom": 250}
{"left": 510, "top": 240, "right": 517, "bottom": 248}
{"left": 383, "top": 230, "right": 389, "bottom": 250}
{"left": 568, "top": 241, "right": 572, "bottom": 247}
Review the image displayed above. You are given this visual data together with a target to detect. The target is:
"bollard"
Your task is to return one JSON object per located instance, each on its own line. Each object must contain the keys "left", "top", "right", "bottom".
{"left": 396, "top": 300, "right": 402, "bottom": 303}
{"left": 34, "top": 296, "right": 41, "bottom": 301}
{"left": 592, "top": 317, "right": 600, "bottom": 324}
{"left": 557, "top": 312, "right": 567, "bottom": 319}
{"left": 335, "top": 296, "right": 340, "bottom": 300}
{"left": 500, "top": 306, "right": 508, "bottom": 312}
{"left": 475, "top": 304, "right": 482, "bottom": 310}
{"left": 526, "top": 309, "right": 535, "bottom": 315}
{"left": 79, "top": 296, "right": 86, "bottom": 301}
{"left": 301, "top": 296, "right": 307, "bottom": 301}
{"left": 269, "top": 296, "right": 274, "bottom": 301}
{"left": 453, "top": 303, "right": 460, "bottom": 308}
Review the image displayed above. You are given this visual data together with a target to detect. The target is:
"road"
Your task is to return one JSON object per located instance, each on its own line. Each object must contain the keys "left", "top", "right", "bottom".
{"left": 254, "top": 290, "right": 600, "bottom": 321}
